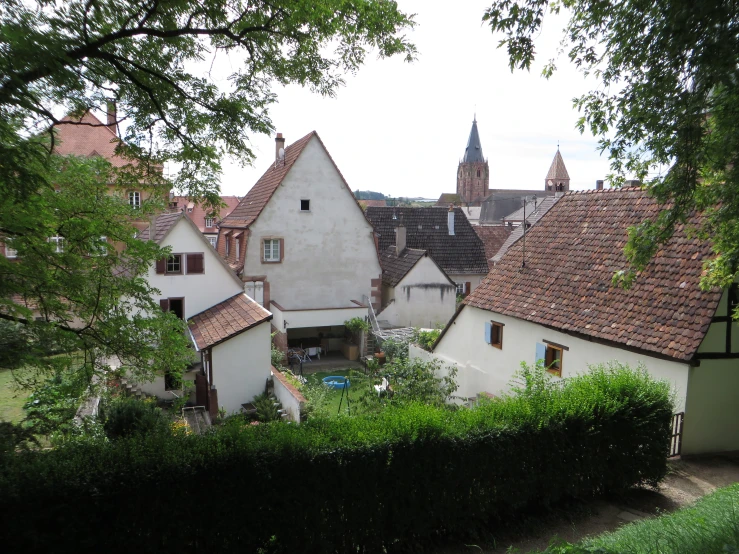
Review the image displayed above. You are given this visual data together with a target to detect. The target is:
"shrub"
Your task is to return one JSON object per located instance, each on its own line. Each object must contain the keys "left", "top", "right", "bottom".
{"left": 379, "top": 336, "right": 409, "bottom": 360}
{"left": 252, "top": 392, "right": 280, "bottom": 422}
{"left": 344, "top": 317, "right": 369, "bottom": 335}
{"left": 412, "top": 327, "right": 440, "bottom": 351}
{"left": 101, "top": 397, "right": 169, "bottom": 440}
{"left": 23, "top": 369, "right": 89, "bottom": 435}
{"left": 0, "top": 365, "right": 673, "bottom": 553}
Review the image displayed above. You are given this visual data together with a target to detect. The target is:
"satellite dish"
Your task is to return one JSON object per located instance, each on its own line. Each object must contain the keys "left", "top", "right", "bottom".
{"left": 278, "top": 147, "right": 285, "bottom": 160}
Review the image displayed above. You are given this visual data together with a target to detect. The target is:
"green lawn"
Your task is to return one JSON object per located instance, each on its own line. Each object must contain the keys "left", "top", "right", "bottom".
{"left": 0, "top": 368, "right": 28, "bottom": 423}
{"left": 305, "top": 369, "right": 375, "bottom": 417}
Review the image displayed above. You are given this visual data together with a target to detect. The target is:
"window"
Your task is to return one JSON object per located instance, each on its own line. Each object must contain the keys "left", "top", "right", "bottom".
{"left": 207, "top": 236, "right": 217, "bottom": 248}
{"left": 263, "top": 238, "right": 280, "bottom": 262}
{"left": 484, "top": 321, "right": 504, "bottom": 349}
{"left": 4, "top": 240, "right": 17, "bottom": 258}
{"left": 128, "top": 191, "right": 141, "bottom": 209}
{"left": 49, "top": 236, "right": 64, "bottom": 253}
{"left": 94, "top": 236, "right": 108, "bottom": 256}
{"left": 539, "top": 340, "right": 567, "bottom": 377}
{"left": 456, "top": 283, "right": 465, "bottom": 295}
{"left": 205, "top": 217, "right": 215, "bottom": 228}
{"left": 235, "top": 237, "right": 240, "bottom": 260}
{"left": 300, "top": 199, "right": 310, "bottom": 211}
{"left": 166, "top": 254, "right": 182, "bottom": 274}
{"left": 225, "top": 236, "right": 231, "bottom": 257}
{"left": 476, "top": 169, "right": 481, "bottom": 177}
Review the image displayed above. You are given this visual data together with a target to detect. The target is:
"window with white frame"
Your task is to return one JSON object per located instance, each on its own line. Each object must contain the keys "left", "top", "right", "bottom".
{"left": 456, "top": 282, "right": 465, "bottom": 295}
{"left": 204, "top": 217, "right": 215, "bottom": 228}
{"left": 128, "top": 191, "right": 141, "bottom": 209}
{"left": 207, "top": 236, "right": 217, "bottom": 248}
{"left": 4, "top": 240, "right": 17, "bottom": 258}
{"left": 235, "top": 237, "right": 240, "bottom": 259}
{"left": 95, "top": 236, "right": 108, "bottom": 256}
{"left": 49, "top": 236, "right": 64, "bottom": 253}
{"left": 166, "top": 254, "right": 182, "bottom": 274}
{"left": 263, "top": 238, "right": 280, "bottom": 262}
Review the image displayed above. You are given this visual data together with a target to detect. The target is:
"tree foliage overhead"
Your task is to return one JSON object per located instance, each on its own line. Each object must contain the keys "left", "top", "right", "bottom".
{"left": 483, "top": 0, "right": 739, "bottom": 291}
{"left": 1, "top": 0, "right": 416, "bottom": 205}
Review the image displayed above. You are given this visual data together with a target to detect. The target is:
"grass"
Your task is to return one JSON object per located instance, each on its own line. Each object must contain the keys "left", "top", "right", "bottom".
{"left": 0, "top": 368, "right": 28, "bottom": 423}
{"left": 539, "top": 483, "right": 739, "bottom": 554}
{"left": 304, "top": 369, "right": 374, "bottom": 417}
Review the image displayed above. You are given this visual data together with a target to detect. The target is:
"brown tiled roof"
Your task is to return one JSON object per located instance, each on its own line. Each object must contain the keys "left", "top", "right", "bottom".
{"left": 220, "top": 132, "right": 315, "bottom": 228}
{"left": 465, "top": 188, "right": 721, "bottom": 362}
{"left": 358, "top": 199, "right": 388, "bottom": 208}
{"left": 188, "top": 293, "right": 272, "bottom": 350}
{"left": 366, "top": 207, "right": 489, "bottom": 275}
{"left": 492, "top": 196, "right": 561, "bottom": 264}
{"left": 53, "top": 112, "right": 130, "bottom": 167}
{"left": 546, "top": 150, "right": 570, "bottom": 180}
{"left": 435, "top": 193, "right": 460, "bottom": 206}
{"left": 473, "top": 225, "right": 511, "bottom": 268}
{"left": 136, "top": 211, "right": 182, "bottom": 243}
{"left": 170, "top": 196, "right": 241, "bottom": 233}
{"left": 380, "top": 246, "right": 428, "bottom": 287}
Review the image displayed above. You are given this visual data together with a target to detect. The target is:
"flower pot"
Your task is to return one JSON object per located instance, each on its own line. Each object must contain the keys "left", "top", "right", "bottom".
{"left": 375, "top": 352, "right": 386, "bottom": 365}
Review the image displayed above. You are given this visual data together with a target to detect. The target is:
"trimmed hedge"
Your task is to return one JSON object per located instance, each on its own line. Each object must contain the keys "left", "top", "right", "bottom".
{"left": 0, "top": 365, "right": 673, "bottom": 553}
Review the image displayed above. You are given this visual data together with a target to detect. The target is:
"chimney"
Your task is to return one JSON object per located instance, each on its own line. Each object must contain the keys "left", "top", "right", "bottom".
{"left": 275, "top": 133, "right": 285, "bottom": 163}
{"left": 596, "top": 180, "right": 604, "bottom": 190}
{"left": 624, "top": 179, "right": 642, "bottom": 187}
{"left": 395, "top": 223, "right": 406, "bottom": 255}
{"left": 106, "top": 101, "right": 117, "bottom": 136}
{"left": 447, "top": 205, "right": 455, "bottom": 236}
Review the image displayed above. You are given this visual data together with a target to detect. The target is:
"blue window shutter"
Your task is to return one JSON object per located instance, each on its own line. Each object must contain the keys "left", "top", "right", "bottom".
{"left": 535, "top": 343, "right": 546, "bottom": 365}
{"left": 484, "top": 321, "right": 492, "bottom": 344}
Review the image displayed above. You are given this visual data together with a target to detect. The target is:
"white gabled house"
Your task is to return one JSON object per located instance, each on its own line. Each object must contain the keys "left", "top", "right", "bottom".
{"left": 376, "top": 224, "right": 456, "bottom": 329}
{"left": 419, "top": 188, "right": 739, "bottom": 455}
{"left": 217, "top": 132, "right": 382, "bottom": 358}
{"left": 135, "top": 211, "right": 272, "bottom": 415}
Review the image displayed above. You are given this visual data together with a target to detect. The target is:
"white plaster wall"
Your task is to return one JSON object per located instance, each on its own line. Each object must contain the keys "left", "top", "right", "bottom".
{"left": 682, "top": 359, "right": 739, "bottom": 454}
{"left": 244, "top": 137, "right": 381, "bottom": 309}
{"left": 379, "top": 257, "right": 456, "bottom": 328}
{"left": 448, "top": 274, "right": 484, "bottom": 294}
{"left": 271, "top": 370, "right": 304, "bottom": 422}
{"left": 211, "top": 320, "right": 272, "bottom": 415}
{"left": 136, "top": 366, "right": 198, "bottom": 400}
{"left": 429, "top": 306, "right": 691, "bottom": 410}
{"left": 147, "top": 219, "right": 244, "bottom": 318}
{"left": 271, "top": 304, "right": 367, "bottom": 329}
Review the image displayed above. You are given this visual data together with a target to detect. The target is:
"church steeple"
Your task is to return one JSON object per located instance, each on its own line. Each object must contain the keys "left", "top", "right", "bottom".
{"left": 457, "top": 117, "right": 489, "bottom": 204}
{"left": 545, "top": 147, "right": 570, "bottom": 192}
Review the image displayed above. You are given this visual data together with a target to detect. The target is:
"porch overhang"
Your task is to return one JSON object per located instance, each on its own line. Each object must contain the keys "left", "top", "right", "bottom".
{"left": 270, "top": 300, "right": 367, "bottom": 330}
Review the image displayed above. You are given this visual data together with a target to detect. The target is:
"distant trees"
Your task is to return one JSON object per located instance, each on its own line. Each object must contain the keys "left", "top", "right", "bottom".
{"left": 354, "top": 190, "right": 388, "bottom": 200}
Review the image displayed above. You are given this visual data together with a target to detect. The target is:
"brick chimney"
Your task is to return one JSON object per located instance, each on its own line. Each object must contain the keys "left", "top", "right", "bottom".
{"left": 447, "top": 204, "right": 455, "bottom": 236}
{"left": 106, "top": 101, "right": 117, "bottom": 136}
{"left": 395, "top": 223, "right": 406, "bottom": 255}
{"left": 275, "top": 133, "right": 285, "bottom": 163}
{"left": 596, "top": 180, "right": 604, "bottom": 190}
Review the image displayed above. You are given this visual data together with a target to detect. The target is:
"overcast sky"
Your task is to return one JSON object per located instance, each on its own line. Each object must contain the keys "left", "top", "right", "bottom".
{"left": 214, "top": 1, "right": 612, "bottom": 199}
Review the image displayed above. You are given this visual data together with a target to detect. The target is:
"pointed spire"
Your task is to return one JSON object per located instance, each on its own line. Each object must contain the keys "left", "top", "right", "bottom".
{"left": 546, "top": 149, "right": 570, "bottom": 180}
{"left": 462, "top": 118, "right": 484, "bottom": 163}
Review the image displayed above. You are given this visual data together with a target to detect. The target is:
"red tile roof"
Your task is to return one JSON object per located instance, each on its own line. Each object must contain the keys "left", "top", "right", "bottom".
{"left": 188, "top": 293, "right": 272, "bottom": 350}
{"left": 170, "top": 196, "right": 241, "bottom": 232}
{"left": 473, "top": 225, "right": 512, "bottom": 268}
{"left": 464, "top": 188, "right": 721, "bottom": 362}
{"left": 52, "top": 112, "right": 130, "bottom": 167}
{"left": 136, "top": 211, "right": 183, "bottom": 243}
{"left": 220, "top": 132, "right": 315, "bottom": 228}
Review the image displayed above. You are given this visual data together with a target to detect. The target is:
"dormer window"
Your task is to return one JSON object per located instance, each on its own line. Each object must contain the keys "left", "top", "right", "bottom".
{"left": 129, "top": 191, "right": 141, "bottom": 209}
{"left": 300, "top": 199, "right": 310, "bottom": 212}
{"left": 205, "top": 217, "right": 215, "bottom": 228}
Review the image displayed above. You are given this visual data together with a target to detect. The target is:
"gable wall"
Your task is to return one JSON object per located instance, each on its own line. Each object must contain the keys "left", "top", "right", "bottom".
{"left": 431, "top": 306, "right": 691, "bottom": 409}
{"left": 147, "top": 220, "right": 244, "bottom": 319}
{"left": 244, "top": 138, "right": 381, "bottom": 310}
{"left": 379, "top": 256, "right": 456, "bottom": 328}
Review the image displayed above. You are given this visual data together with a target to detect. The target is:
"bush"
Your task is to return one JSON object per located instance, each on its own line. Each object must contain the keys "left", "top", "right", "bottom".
{"left": 412, "top": 328, "right": 440, "bottom": 351}
{"left": 379, "top": 336, "right": 409, "bottom": 360}
{"left": 23, "top": 369, "right": 89, "bottom": 435}
{"left": 252, "top": 392, "right": 280, "bottom": 422}
{"left": 101, "top": 397, "right": 169, "bottom": 440}
{"left": 537, "top": 483, "right": 739, "bottom": 554}
{"left": 0, "top": 365, "right": 673, "bottom": 553}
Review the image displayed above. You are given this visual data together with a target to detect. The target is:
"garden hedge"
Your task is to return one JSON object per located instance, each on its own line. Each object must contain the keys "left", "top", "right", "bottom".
{"left": 0, "top": 366, "right": 673, "bottom": 553}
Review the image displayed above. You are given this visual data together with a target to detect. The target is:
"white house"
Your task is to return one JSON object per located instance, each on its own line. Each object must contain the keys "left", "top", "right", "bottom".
{"left": 217, "top": 132, "right": 381, "bottom": 357}
{"left": 135, "top": 211, "right": 272, "bottom": 415}
{"left": 419, "top": 188, "right": 739, "bottom": 455}
{"left": 376, "top": 223, "right": 456, "bottom": 329}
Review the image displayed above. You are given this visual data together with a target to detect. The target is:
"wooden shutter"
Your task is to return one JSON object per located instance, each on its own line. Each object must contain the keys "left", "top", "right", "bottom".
{"left": 465, "top": 282, "right": 471, "bottom": 296}
{"left": 159, "top": 298, "right": 170, "bottom": 311}
{"left": 155, "top": 257, "right": 166, "bottom": 274}
{"left": 279, "top": 238, "right": 284, "bottom": 262}
{"left": 484, "top": 321, "right": 492, "bottom": 344}
{"left": 186, "top": 253, "right": 204, "bottom": 274}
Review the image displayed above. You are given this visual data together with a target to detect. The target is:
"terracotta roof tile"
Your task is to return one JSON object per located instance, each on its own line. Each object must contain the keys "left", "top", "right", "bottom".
{"left": 53, "top": 112, "right": 131, "bottom": 167}
{"left": 464, "top": 188, "right": 721, "bottom": 362}
{"left": 220, "top": 132, "right": 315, "bottom": 228}
{"left": 473, "top": 226, "right": 511, "bottom": 268}
{"left": 136, "top": 211, "right": 182, "bottom": 243}
{"left": 380, "top": 246, "right": 427, "bottom": 287}
{"left": 170, "top": 196, "right": 241, "bottom": 232}
{"left": 366, "top": 207, "right": 489, "bottom": 275}
{"left": 546, "top": 150, "right": 570, "bottom": 180}
{"left": 188, "top": 293, "right": 272, "bottom": 350}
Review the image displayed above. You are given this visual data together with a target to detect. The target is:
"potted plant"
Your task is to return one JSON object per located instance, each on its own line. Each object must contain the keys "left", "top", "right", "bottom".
{"left": 342, "top": 317, "right": 369, "bottom": 362}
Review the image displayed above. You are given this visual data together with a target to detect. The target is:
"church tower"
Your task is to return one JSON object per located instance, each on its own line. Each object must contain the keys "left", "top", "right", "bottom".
{"left": 457, "top": 117, "right": 489, "bottom": 205}
{"left": 545, "top": 147, "right": 570, "bottom": 192}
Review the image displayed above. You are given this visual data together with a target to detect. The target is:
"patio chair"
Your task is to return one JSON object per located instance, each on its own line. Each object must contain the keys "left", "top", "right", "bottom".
{"left": 374, "top": 377, "right": 389, "bottom": 397}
